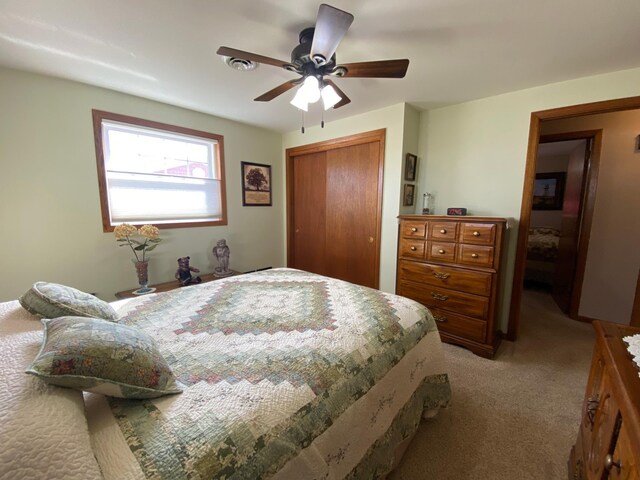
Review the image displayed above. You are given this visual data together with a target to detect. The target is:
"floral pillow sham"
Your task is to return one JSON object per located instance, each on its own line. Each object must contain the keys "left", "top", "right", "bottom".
{"left": 26, "top": 317, "right": 182, "bottom": 399}
{"left": 19, "top": 282, "right": 118, "bottom": 321}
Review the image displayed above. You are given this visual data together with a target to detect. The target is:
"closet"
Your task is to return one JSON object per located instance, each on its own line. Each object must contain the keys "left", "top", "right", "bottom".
{"left": 286, "top": 129, "right": 385, "bottom": 288}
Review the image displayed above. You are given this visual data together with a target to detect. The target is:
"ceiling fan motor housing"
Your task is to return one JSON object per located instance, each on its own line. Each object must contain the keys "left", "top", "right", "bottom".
{"left": 291, "top": 28, "right": 336, "bottom": 71}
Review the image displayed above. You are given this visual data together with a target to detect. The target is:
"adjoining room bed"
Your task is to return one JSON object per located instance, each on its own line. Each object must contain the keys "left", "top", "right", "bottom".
{"left": 0, "top": 268, "right": 450, "bottom": 479}
{"left": 524, "top": 226, "right": 560, "bottom": 287}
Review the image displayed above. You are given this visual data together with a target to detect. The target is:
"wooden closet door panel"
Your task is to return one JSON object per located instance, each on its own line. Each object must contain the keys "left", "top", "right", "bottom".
{"left": 325, "top": 142, "right": 381, "bottom": 288}
{"left": 292, "top": 152, "right": 327, "bottom": 276}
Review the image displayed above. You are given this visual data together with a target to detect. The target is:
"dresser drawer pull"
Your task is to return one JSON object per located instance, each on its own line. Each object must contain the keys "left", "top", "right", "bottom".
{"left": 431, "top": 292, "right": 449, "bottom": 301}
{"left": 438, "top": 249, "right": 446, "bottom": 254}
{"left": 433, "top": 314, "right": 447, "bottom": 323}
{"left": 410, "top": 246, "right": 417, "bottom": 251}
{"left": 439, "top": 229, "right": 447, "bottom": 234}
{"left": 471, "top": 253, "right": 479, "bottom": 259}
{"left": 473, "top": 231, "right": 480, "bottom": 237}
{"left": 411, "top": 227, "right": 418, "bottom": 232}
{"left": 432, "top": 272, "right": 450, "bottom": 280}
{"left": 586, "top": 395, "right": 599, "bottom": 427}
{"left": 604, "top": 454, "right": 622, "bottom": 472}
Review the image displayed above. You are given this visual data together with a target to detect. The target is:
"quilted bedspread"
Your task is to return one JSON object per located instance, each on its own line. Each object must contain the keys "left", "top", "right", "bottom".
{"left": 88, "top": 268, "right": 450, "bottom": 479}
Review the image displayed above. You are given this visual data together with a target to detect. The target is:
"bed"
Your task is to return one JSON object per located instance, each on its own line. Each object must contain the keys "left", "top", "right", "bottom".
{"left": 0, "top": 268, "right": 450, "bottom": 479}
{"left": 525, "top": 226, "right": 560, "bottom": 286}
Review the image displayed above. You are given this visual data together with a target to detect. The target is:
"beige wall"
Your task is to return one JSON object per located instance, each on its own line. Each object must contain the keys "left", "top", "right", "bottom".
{"left": 541, "top": 110, "right": 640, "bottom": 323}
{"left": 400, "top": 104, "right": 420, "bottom": 215}
{"left": 282, "top": 103, "right": 409, "bottom": 293}
{"left": 417, "top": 66, "right": 640, "bottom": 332}
{"left": 0, "top": 67, "right": 284, "bottom": 302}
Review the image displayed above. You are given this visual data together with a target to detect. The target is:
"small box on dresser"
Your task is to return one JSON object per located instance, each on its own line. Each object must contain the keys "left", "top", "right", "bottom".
{"left": 396, "top": 215, "right": 507, "bottom": 358}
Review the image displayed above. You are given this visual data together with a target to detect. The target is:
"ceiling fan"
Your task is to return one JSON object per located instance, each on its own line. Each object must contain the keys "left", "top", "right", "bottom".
{"left": 217, "top": 4, "right": 409, "bottom": 112}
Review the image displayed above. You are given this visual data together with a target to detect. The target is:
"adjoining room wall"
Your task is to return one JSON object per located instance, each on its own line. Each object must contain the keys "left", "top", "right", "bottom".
{"left": 541, "top": 109, "right": 640, "bottom": 323}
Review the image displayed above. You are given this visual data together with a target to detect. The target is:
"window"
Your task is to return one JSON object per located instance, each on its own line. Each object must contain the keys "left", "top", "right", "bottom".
{"left": 92, "top": 110, "right": 227, "bottom": 231}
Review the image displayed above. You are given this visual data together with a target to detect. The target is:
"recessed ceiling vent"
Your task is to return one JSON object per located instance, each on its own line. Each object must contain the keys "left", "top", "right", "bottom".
{"left": 223, "top": 56, "right": 258, "bottom": 71}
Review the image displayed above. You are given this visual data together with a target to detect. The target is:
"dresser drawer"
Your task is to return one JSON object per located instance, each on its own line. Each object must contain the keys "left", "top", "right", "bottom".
{"left": 429, "top": 307, "right": 486, "bottom": 343}
{"left": 400, "top": 239, "right": 426, "bottom": 259}
{"left": 397, "top": 260, "right": 492, "bottom": 296}
{"left": 429, "top": 222, "right": 458, "bottom": 241}
{"left": 459, "top": 244, "right": 495, "bottom": 268}
{"left": 399, "top": 282, "right": 490, "bottom": 320}
{"left": 609, "top": 423, "right": 639, "bottom": 480}
{"left": 402, "top": 221, "right": 427, "bottom": 238}
{"left": 428, "top": 242, "right": 457, "bottom": 263}
{"left": 460, "top": 223, "right": 497, "bottom": 245}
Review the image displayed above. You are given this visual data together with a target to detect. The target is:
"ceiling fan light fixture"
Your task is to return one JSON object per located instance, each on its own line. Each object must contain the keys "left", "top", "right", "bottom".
{"left": 321, "top": 84, "right": 341, "bottom": 110}
{"left": 301, "top": 76, "right": 321, "bottom": 103}
{"left": 290, "top": 87, "right": 309, "bottom": 111}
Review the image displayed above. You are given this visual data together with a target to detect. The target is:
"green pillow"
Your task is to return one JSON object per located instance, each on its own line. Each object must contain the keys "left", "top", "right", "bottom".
{"left": 26, "top": 317, "right": 183, "bottom": 399}
{"left": 19, "top": 282, "right": 118, "bottom": 321}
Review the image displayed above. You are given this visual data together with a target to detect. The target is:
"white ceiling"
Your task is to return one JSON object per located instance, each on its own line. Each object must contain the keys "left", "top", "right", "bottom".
{"left": 1, "top": 0, "right": 640, "bottom": 133}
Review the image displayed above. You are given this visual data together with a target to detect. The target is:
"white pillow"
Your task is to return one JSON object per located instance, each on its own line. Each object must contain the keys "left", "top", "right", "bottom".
{"left": 0, "top": 301, "right": 102, "bottom": 480}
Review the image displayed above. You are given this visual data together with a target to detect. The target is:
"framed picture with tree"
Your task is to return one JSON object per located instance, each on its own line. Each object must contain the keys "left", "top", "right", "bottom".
{"left": 241, "top": 161, "right": 272, "bottom": 206}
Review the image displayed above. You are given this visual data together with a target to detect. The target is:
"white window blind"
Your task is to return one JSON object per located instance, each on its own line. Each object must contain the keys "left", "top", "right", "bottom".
{"left": 101, "top": 120, "right": 223, "bottom": 224}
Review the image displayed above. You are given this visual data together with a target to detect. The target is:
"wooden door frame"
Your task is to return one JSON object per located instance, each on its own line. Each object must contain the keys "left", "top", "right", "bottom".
{"left": 285, "top": 129, "right": 386, "bottom": 288}
{"left": 539, "top": 130, "right": 602, "bottom": 320}
{"left": 507, "top": 95, "right": 640, "bottom": 341}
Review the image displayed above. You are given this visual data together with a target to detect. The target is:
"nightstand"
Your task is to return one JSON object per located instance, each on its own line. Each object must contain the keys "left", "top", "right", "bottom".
{"left": 115, "top": 271, "right": 241, "bottom": 299}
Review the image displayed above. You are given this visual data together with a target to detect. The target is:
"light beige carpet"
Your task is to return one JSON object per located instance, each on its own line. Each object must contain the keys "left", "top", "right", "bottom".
{"left": 389, "top": 289, "right": 595, "bottom": 480}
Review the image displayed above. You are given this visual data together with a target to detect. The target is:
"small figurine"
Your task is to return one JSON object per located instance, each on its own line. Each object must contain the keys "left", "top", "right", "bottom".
{"left": 175, "top": 256, "right": 202, "bottom": 286}
{"left": 213, "top": 239, "right": 232, "bottom": 277}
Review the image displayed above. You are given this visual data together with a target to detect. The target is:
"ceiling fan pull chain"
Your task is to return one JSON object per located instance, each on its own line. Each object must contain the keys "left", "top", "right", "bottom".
{"left": 321, "top": 109, "right": 325, "bottom": 129}
{"left": 301, "top": 110, "right": 305, "bottom": 134}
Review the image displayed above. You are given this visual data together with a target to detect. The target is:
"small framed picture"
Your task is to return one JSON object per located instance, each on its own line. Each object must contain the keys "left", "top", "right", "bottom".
{"left": 403, "top": 183, "right": 415, "bottom": 206}
{"left": 532, "top": 172, "right": 566, "bottom": 210}
{"left": 241, "top": 162, "right": 272, "bottom": 206}
{"left": 404, "top": 153, "right": 417, "bottom": 181}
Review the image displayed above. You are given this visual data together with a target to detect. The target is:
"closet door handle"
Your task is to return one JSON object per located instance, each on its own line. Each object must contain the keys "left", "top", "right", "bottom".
{"left": 439, "top": 229, "right": 447, "bottom": 234}
{"left": 411, "top": 227, "right": 418, "bottom": 232}
{"left": 473, "top": 231, "right": 480, "bottom": 237}
{"left": 438, "top": 249, "right": 446, "bottom": 254}
{"left": 410, "top": 246, "right": 417, "bottom": 251}
{"left": 471, "top": 253, "right": 479, "bottom": 259}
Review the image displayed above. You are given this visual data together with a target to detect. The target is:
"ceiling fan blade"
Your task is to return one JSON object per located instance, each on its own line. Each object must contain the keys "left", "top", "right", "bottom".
{"left": 310, "top": 4, "right": 354, "bottom": 65}
{"left": 254, "top": 80, "right": 300, "bottom": 102}
{"left": 340, "top": 59, "right": 410, "bottom": 78}
{"left": 217, "top": 46, "right": 290, "bottom": 69}
{"left": 323, "top": 79, "right": 351, "bottom": 109}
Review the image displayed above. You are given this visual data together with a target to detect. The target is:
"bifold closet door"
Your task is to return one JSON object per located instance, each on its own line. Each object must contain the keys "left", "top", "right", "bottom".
{"left": 289, "top": 137, "right": 382, "bottom": 289}
{"left": 292, "top": 151, "right": 327, "bottom": 276}
{"left": 324, "top": 142, "right": 380, "bottom": 288}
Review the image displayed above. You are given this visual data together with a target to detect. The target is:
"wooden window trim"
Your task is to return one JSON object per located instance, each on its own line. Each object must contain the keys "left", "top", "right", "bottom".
{"left": 92, "top": 109, "right": 227, "bottom": 232}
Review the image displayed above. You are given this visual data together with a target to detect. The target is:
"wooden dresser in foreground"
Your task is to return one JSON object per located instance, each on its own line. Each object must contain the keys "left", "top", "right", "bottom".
{"left": 396, "top": 215, "right": 507, "bottom": 358}
{"left": 569, "top": 321, "right": 640, "bottom": 480}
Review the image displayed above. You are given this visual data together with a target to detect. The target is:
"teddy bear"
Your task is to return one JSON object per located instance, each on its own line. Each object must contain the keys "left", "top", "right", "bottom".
{"left": 175, "top": 256, "right": 202, "bottom": 286}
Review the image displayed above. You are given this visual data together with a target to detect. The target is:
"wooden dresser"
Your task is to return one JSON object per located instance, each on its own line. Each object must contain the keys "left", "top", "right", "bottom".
{"left": 569, "top": 321, "right": 640, "bottom": 480}
{"left": 396, "top": 215, "right": 507, "bottom": 358}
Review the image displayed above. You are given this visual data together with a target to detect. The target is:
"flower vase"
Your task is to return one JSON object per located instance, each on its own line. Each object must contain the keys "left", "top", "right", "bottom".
{"left": 133, "top": 259, "right": 155, "bottom": 295}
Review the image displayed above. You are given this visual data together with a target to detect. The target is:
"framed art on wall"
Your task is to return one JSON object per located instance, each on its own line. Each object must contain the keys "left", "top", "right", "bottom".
{"left": 241, "top": 162, "right": 272, "bottom": 206}
{"left": 532, "top": 172, "right": 566, "bottom": 210}
{"left": 404, "top": 153, "right": 417, "bottom": 181}
{"left": 403, "top": 183, "right": 415, "bottom": 206}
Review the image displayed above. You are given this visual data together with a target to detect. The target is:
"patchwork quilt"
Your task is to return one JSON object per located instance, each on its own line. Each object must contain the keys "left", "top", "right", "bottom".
{"left": 87, "top": 268, "right": 450, "bottom": 479}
